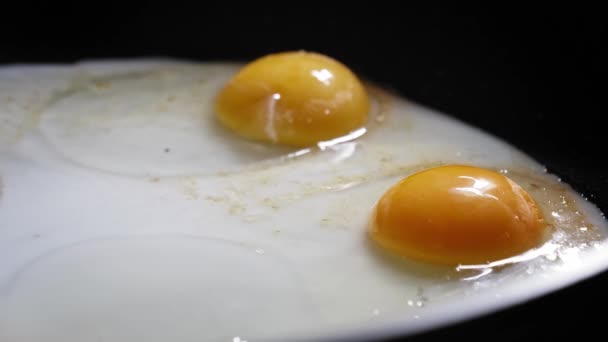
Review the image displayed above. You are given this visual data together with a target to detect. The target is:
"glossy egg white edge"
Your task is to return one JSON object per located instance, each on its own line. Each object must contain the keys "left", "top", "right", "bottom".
{"left": 1, "top": 59, "right": 607, "bottom": 342}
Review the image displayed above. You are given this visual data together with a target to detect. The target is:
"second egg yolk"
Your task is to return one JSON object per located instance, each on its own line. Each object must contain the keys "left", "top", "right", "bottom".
{"left": 214, "top": 51, "right": 370, "bottom": 147}
{"left": 369, "top": 165, "right": 546, "bottom": 265}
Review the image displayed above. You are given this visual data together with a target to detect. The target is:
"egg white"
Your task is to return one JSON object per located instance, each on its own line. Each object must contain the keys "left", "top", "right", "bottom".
{"left": 0, "top": 60, "right": 607, "bottom": 342}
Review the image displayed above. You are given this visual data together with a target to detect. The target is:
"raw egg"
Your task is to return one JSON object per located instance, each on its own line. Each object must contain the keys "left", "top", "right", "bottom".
{"left": 214, "top": 51, "right": 370, "bottom": 147}
{"left": 369, "top": 165, "right": 546, "bottom": 265}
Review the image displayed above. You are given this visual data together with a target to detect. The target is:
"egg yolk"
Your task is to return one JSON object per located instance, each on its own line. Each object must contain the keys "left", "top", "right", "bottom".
{"left": 214, "top": 51, "right": 370, "bottom": 147}
{"left": 369, "top": 165, "right": 546, "bottom": 265}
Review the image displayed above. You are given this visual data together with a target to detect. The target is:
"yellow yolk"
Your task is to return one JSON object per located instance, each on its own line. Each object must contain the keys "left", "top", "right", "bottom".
{"left": 369, "top": 165, "right": 546, "bottom": 265}
{"left": 214, "top": 51, "right": 370, "bottom": 147}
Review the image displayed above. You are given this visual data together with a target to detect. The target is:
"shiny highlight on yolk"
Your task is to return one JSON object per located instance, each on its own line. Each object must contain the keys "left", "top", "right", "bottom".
{"left": 214, "top": 51, "right": 370, "bottom": 147}
{"left": 369, "top": 165, "right": 546, "bottom": 265}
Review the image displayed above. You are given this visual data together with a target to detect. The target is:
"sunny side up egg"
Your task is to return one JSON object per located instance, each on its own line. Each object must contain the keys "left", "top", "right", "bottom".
{"left": 0, "top": 53, "right": 607, "bottom": 342}
{"left": 370, "top": 165, "right": 546, "bottom": 266}
{"left": 213, "top": 51, "right": 548, "bottom": 267}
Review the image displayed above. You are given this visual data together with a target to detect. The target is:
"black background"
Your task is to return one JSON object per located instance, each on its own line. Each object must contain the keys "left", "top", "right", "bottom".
{"left": 2, "top": 3, "right": 607, "bottom": 342}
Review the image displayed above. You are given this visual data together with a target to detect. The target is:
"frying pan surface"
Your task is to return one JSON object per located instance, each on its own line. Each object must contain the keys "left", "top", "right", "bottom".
{"left": 1, "top": 4, "right": 606, "bottom": 341}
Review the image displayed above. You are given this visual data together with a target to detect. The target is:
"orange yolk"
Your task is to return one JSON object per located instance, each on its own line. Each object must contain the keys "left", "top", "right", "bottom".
{"left": 214, "top": 51, "right": 370, "bottom": 147}
{"left": 369, "top": 165, "right": 546, "bottom": 265}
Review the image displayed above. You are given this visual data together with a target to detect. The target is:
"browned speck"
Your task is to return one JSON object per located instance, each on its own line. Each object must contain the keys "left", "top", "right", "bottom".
{"left": 229, "top": 204, "right": 245, "bottom": 215}
{"left": 260, "top": 197, "right": 279, "bottom": 210}
{"left": 205, "top": 195, "right": 225, "bottom": 203}
{"left": 149, "top": 177, "right": 160, "bottom": 183}
{"left": 94, "top": 81, "right": 111, "bottom": 89}
{"left": 4, "top": 96, "right": 14, "bottom": 103}
{"left": 167, "top": 95, "right": 176, "bottom": 102}
{"left": 243, "top": 215, "right": 258, "bottom": 222}
{"left": 180, "top": 178, "right": 199, "bottom": 199}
